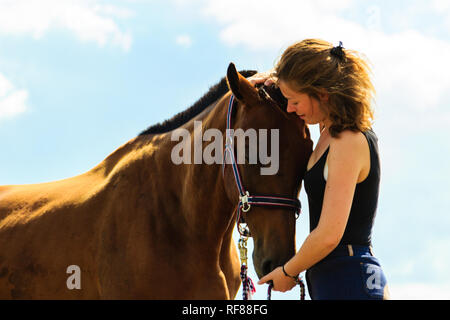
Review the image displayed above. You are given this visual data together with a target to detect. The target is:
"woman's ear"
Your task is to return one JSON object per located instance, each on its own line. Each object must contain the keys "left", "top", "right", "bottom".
{"left": 226, "top": 63, "right": 259, "bottom": 105}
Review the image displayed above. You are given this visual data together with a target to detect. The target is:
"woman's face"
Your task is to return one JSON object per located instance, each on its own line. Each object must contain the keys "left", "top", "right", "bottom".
{"left": 278, "top": 80, "right": 328, "bottom": 126}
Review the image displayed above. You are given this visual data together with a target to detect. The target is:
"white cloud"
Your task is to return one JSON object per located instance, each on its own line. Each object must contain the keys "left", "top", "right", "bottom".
{"left": 431, "top": 0, "right": 450, "bottom": 12}
{"left": 198, "top": 0, "right": 450, "bottom": 135}
{"left": 389, "top": 282, "right": 450, "bottom": 300}
{"left": 420, "top": 238, "right": 450, "bottom": 281}
{"left": 175, "top": 34, "right": 193, "bottom": 47}
{"left": 93, "top": 4, "right": 135, "bottom": 19}
{"left": 0, "top": 0, "right": 133, "bottom": 51}
{"left": 200, "top": 0, "right": 356, "bottom": 50}
{"left": 0, "top": 73, "right": 29, "bottom": 120}
{"left": 431, "top": 0, "right": 450, "bottom": 32}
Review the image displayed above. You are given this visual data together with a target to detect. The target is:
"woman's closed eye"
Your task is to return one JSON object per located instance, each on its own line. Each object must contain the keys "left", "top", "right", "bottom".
{"left": 287, "top": 98, "right": 298, "bottom": 105}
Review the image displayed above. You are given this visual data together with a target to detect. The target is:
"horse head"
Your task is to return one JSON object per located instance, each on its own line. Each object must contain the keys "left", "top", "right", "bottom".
{"left": 224, "top": 63, "right": 313, "bottom": 279}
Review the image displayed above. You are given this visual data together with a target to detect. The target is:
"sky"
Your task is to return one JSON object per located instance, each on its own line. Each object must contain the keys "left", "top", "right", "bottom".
{"left": 0, "top": 0, "right": 449, "bottom": 300}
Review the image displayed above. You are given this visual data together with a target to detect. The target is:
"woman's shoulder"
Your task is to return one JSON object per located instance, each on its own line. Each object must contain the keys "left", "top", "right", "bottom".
{"left": 330, "top": 129, "right": 367, "bottom": 145}
{"left": 329, "top": 129, "right": 368, "bottom": 158}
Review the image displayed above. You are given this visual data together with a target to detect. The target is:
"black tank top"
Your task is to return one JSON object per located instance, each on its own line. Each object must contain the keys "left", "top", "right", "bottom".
{"left": 303, "top": 129, "right": 380, "bottom": 246}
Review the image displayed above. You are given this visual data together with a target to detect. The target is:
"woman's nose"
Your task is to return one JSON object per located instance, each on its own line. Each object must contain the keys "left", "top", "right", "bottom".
{"left": 286, "top": 103, "right": 296, "bottom": 113}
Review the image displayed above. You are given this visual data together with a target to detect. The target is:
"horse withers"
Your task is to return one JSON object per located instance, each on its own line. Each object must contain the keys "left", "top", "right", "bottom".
{"left": 0, "top": 64, "right": 312, "bottom": 299}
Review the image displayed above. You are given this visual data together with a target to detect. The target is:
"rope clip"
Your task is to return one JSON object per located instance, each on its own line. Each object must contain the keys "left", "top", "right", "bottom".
{"left": 239, "top": 191, "right": 251, "bottom": 212}
{"left": 238, "top": 237, "right": 248, "bottom": 265}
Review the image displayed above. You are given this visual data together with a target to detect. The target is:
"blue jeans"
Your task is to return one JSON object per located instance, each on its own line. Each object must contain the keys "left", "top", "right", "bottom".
{"left": 306, "top": 245, "right": 389, "bottom": 300}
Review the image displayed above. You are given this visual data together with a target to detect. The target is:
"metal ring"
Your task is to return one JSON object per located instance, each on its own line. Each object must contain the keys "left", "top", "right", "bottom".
{"left": 239, "top": 191, "right": 251, "bottom": 212}
{"left": 241, "top": 202, "right": 251, "bottom": 212}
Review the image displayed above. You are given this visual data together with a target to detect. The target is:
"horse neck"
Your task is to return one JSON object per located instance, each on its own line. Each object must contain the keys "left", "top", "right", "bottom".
{"left": 178, "top": 93, "right": 237, "bottom": 242}
{"left": 115, "top": 93, "right": 237, "bottom": 245}
{"left": 85, "top": 93, "right": 237, "bottom": 251}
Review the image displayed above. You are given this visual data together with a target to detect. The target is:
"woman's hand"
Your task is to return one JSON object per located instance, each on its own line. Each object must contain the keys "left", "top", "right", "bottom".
{"left": 247, "top": 69, "right": 278, "bottom": 86}
{"left": 257, "top": 266, "right": 297, "bottom": 292}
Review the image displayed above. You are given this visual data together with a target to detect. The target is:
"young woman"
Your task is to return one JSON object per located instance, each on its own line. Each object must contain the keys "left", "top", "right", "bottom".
{"left": 253, "top": 39, "right": 389, "bottom": 300}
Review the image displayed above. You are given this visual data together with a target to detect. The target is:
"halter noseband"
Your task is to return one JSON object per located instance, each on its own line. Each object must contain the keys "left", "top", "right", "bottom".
{"left": 222, "top": 94, "right": 302, "bottom": 237}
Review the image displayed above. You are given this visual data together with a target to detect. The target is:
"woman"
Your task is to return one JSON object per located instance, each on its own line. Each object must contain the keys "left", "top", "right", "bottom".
{"left": 253, "top": 39, "right": 389, "bottom": 300}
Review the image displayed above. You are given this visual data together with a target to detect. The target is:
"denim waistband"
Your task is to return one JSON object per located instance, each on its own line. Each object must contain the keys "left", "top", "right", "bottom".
{"left": 325, "top": 244, "right": 374, "bottom": 259}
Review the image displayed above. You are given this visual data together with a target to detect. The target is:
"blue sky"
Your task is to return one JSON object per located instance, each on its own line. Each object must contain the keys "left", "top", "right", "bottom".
{"left": 1, "top": 0, "right": 449, "bottom": 300}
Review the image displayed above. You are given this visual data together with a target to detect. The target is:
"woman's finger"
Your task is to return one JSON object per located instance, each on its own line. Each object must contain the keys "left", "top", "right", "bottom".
{"left": 248, "top": 76, "right": 267, "bottom": 85}
{"left": 257, "top": 273, "right": 272, "bottom": 285}
{"left": 247, "top": 70, "right": 277, "bottom": 86}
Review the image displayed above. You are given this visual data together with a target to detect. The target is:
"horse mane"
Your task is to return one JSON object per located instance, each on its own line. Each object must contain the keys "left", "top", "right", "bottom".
{"left": 139, "top": 70, "right": 258, "bottom": 136}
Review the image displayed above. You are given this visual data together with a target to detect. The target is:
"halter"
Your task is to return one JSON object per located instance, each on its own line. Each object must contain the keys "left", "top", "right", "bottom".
{"left": 222, "top": 94, "right": 305, "bottom": 300}
{"left": 222, "top": 94, "right": 302, "bottom": 237}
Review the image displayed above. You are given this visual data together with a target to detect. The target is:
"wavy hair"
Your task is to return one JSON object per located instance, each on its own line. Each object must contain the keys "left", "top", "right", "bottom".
{"left": 275, "top": 39, "right": 375, "bottom": 137}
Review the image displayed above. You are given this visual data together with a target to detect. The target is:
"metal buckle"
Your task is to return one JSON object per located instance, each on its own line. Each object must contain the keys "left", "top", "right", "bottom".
{"left": 239, "top": 191, "right": 251, "bottom": 212}
{"left": 238, "top": 222, "right": 250, "bottom": 237}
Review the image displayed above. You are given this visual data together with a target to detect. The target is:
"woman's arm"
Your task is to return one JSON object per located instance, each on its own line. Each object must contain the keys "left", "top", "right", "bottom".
{"left": 258, "top": 131, "right": 367, "bottom": 291}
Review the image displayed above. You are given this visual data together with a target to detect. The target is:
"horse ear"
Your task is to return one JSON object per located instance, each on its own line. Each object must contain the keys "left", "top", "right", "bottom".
{"left": 226, "top": 63, "right": 259, "bottom": 105}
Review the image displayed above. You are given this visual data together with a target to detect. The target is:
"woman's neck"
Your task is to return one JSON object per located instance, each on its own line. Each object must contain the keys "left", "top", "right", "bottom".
{"left": 319, "top": 120, "right": 331, "bottom": 136}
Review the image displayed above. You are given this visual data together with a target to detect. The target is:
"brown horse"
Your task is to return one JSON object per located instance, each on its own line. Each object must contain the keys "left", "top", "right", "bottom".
{"left": 0, "top": 64, "right": 312, "bottom": 299}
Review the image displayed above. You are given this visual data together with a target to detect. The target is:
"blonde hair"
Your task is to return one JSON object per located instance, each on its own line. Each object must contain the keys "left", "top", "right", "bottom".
{"left": 275, "top": 39, "right": 375, "bottom": 137}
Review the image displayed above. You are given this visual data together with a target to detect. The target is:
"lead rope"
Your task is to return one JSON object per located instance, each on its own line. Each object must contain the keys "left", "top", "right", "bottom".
{"left": 239, "top": 235, "right": 306, "bottom": 301}
{"left": 238, "top": 234, "right": 305, "bottom": 300}
{"left": 267, "top": 278, "right": 306, "bottom": 300}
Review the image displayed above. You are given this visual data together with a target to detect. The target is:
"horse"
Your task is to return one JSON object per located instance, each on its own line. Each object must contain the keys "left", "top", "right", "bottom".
{"left": 0, "top": 63, "right": 312, "bottom": 299}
